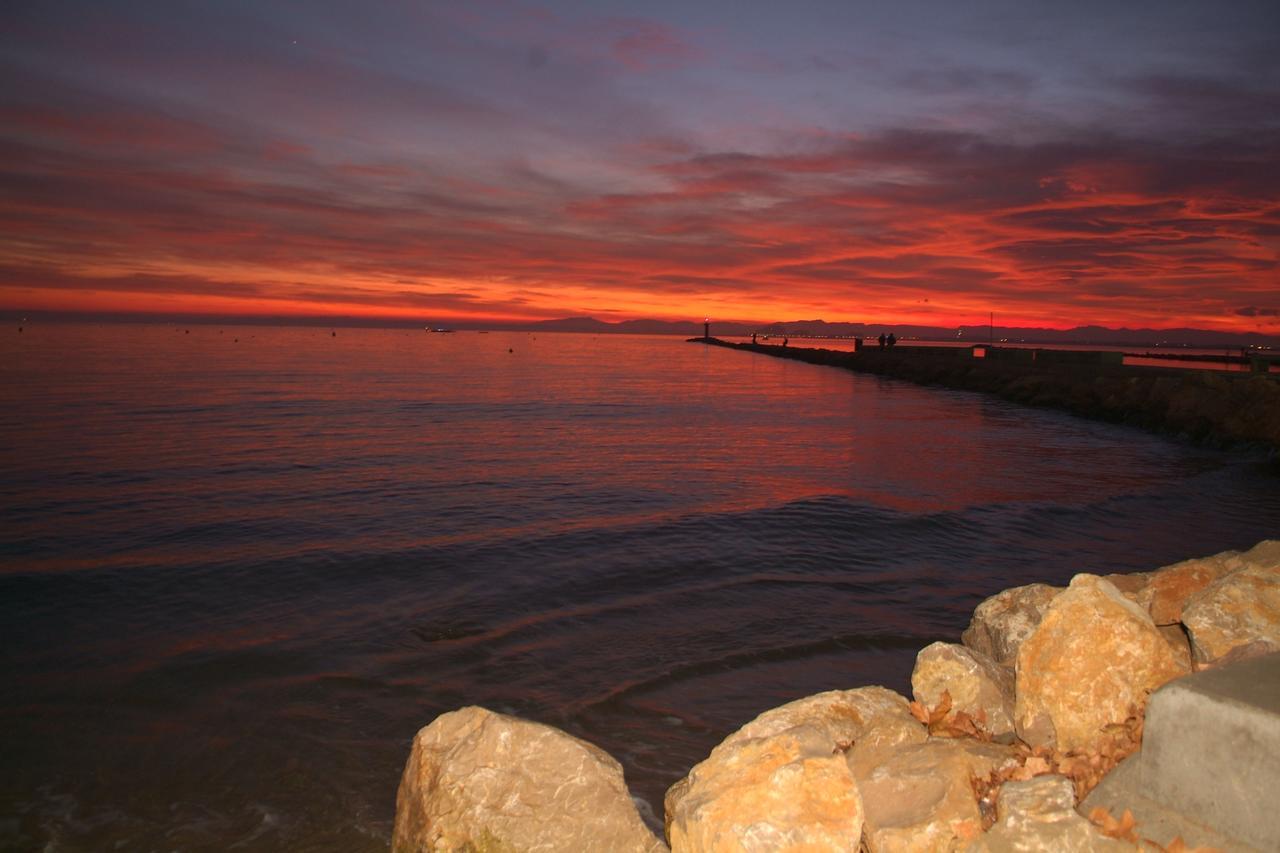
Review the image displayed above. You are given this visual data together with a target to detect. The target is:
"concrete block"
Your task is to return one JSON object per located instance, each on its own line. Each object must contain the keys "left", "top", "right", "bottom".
{"left": 1083, "top": 652, "right": 1280, "bottom": 851}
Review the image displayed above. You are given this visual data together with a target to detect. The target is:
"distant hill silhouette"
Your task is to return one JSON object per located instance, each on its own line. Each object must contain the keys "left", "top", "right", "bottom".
{"left": 10, "top": 310, "right": 1278, "bottom": 348}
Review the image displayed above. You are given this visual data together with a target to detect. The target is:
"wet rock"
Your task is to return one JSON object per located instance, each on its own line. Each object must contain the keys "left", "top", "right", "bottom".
{"left": 911, "top": 642, "right": 1016, "bottom": 740}
{"left": 393, "top": 706, "right": 665, "bottom": 853}
{"left": 859, "top": 738, "right": 1020, "bottom": 853}
{"left": 665, "top": 724, "right": 862, "bottom": 852}
{"left": 962, "top": 583, "right": 1060, "bottom": 668}
{"left": 967, "top": 775, "right": 1133, "bottom": 852}
{"left": 1015, "top": 575, "right": 1189, "bottom": 752}
{"left": 1182, "top": 564, "right": 1280, "bottom": 665}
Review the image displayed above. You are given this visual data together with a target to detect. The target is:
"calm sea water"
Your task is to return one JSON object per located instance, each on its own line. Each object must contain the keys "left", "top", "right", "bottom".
{"left": 3, "top": 324, "right": 1278, "bottom": 850}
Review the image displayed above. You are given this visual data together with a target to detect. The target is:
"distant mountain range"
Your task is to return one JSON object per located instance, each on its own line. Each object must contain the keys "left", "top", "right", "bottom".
{"left": 11, "top": 310, "right": 1278, "bottom": 348}
{"left": 526, "top": 316, "right": 1279, "bottom": 348}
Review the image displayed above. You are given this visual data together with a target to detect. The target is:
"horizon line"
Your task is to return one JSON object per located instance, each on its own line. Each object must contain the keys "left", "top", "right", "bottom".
{"left": 6, "top": 309, "right": 1279, "bottom": 345}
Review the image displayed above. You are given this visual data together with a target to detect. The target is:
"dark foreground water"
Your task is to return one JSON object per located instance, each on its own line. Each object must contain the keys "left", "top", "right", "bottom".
{"left": 3, "top": 324, "right": 1278, "bottom": 850}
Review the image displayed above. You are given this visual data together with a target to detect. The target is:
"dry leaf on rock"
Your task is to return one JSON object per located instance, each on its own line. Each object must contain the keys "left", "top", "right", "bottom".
{"left": 1087, "top": 806, "right": 1139, "bottom": 843}
{"left": 909, "top": 689, "right": 953, "bottom": 727}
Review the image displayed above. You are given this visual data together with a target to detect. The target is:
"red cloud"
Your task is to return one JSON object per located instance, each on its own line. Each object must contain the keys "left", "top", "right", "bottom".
{"left": 3, "top": 86, "right": 1278, "bottom": 331}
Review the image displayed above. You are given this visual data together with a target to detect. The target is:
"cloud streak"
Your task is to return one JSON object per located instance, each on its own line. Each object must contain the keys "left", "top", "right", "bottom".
{"left": 1, "top": 0, "right": 1278, "bottom": 331}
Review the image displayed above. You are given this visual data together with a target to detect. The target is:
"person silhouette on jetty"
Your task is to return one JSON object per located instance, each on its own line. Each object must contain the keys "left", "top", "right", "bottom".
{"left": 751, "top": 332, "right": 757, "bottom": 344}
{"left": 878, "top": 333, "right": 886, "bottom": 349}
{"left": 782, "top": 337, "right": 788, "bottom": 347}
{"left": 887, "top": 332, "right": 897, "bottom": 348}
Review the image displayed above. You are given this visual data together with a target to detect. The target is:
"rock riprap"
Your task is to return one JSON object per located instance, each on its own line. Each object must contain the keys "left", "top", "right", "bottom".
{"left": 1014, "top": 574, "right": 1189, "bottom": 751}
{"left": 392, "top": 541, "right": 1280, "bottom": 851}
{"left": 392, "top": 706, "right": 666, "bottom": 853}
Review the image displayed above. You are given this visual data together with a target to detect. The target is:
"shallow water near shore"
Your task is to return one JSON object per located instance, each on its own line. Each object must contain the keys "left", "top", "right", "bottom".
{"left": 3, "top": 324, "right": 1279, "bottom": 850}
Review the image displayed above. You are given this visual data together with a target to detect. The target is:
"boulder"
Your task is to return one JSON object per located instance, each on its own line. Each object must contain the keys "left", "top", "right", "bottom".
{"left": 704, "top": 686, "right": 928, "bottom": 779}
{"left": 1128, "top": 552, "right": 1240, "bottom": 625}
{"left": 664, "top": 725, "right": 862, "bottom": 852}
{"left": 911, "top": 642, "right": 1016, "bottom": 740}
{"left": 393, "top": 706, "right": 665, "bottom": 853}
{"left": 1182, "top": 564, "right": 1280, "bottom": 665}
{"left": 1100, "top": 571, "right": 1150, "bottom": 602}
{"left": 962, "top": 584, "right": 1060, "bottom": 667}
{"left": 967, "top": 775, "right": 1133, "bottom": 852}
{"left": 1014, "top": 575, "right": 1189, "bottom": 752}
{"left": 859, "top": 738, "right": 1020, "bottom": 853}
{"left": 665, "top": 687, "right": 924, "bottom": 851}
{"left": 1239, "top": 539, "right": 1280, "bottom": 569}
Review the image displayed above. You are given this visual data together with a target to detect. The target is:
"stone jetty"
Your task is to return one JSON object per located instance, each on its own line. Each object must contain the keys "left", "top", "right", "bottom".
{"left": 392, "top": 540, "right": 1280, "bottom": 851}
{"left": 690, "top": 337, "right": 1280, "bottom": 453}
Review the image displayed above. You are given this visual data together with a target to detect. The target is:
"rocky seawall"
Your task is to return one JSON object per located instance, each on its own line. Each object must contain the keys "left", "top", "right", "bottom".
{"left": 391, "top": 540, "right": 1280, "bottom": 852}
{"left": 691, "top": 338, "right": 1280, "bottom": 454}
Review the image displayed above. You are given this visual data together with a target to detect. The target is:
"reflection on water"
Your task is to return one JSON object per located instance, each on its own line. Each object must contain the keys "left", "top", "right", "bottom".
{"left": 2, "top": 325, "right": 1278, "bottom": 849}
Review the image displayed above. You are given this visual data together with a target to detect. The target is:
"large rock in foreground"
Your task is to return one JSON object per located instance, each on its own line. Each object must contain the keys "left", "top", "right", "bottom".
{"left": 1015, "top": 575, "right": 1188, "bottom": 752}
{"left": 696, "top": 686, "right": 928, "bottom": 779}
{"left": 1123, "top": 552, "right": 1240, "bottom": 625}
{"left": 665, "top": 725, "right": 862, "bottom": 852}
{"left": 666, "top": 687, "right": 923, "bottom": 851}
{"left": 961, "top": 583, "right": 1060, "bottom": 668}
{"left": 393, "top": 706, "right": 665, "bottom": 853}
{"left": 1182, "top": 563, "right": 1280, "bottom": 665}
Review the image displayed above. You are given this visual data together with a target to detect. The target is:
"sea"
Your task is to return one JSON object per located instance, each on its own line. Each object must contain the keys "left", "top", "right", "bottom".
{"left": 3, "top": 323, "right": 1278, "bottom": 851}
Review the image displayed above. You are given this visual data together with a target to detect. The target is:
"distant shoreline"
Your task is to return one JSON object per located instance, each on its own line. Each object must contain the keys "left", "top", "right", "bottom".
{"left": 7, "top": 311, "right": 1278, "bottom": 350}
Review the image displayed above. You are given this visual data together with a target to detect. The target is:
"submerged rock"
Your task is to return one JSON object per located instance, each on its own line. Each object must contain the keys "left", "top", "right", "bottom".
{"left": 912, "top": 642, "right": 1016, "bottom": 741}
{"left": 961, "top": 583, "right": 1060, "bottom": 668}
{"left": 392, "top": 706, "right": 665, "bottom": 853}
{"left": 1014, "top": 575, "right": 1188, "bottom": 752}
{"left": 967, "top": 775, "right": 1133, "bottom": 852}
{"left": 1182, "top": 563, "right": 1280, "bottom": 665}
{"left": 859, "top": 738, "right": 1020, "bottom": 853}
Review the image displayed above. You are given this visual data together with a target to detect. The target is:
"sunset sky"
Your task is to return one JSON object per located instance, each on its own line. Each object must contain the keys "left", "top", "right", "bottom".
{"left": 2, "top": 0, "right": 1278, "bottom": 332}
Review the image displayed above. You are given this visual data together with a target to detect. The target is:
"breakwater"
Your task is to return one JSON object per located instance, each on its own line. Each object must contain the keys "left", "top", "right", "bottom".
{"left": 691, "top": 338, "right": 1280, "bottom": 453}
